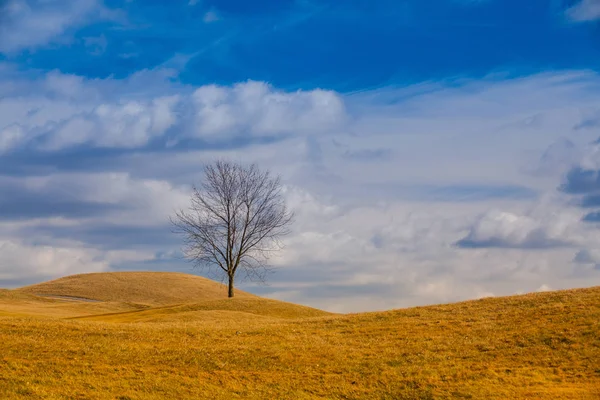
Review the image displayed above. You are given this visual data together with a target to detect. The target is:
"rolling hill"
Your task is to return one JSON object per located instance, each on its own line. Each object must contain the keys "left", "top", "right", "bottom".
{"left": 3, "top": 271, "right": 331, "bottom": 320}
{"left": 72, "top": 297, "right": 331, "bottom": 322}
{"left": 16, "top": 271, "right": 256, "bottom": 305}
{"left": 1, "top": 272, "right": 599, "bottom": 399}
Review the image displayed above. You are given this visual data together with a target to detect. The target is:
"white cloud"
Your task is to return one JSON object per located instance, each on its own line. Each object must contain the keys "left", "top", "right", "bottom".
{"left": 455, "top": 209, "right": 579, "bottom": 249}
{"left": 0, "top": 238, "right": 159, "bottom": 285}
{"left": 0, "top": 239, "right": 108, "bottom": 283}
{"left": 44, "top": 95, "right": 181, "bottom": 150}
{"left": 0, "top": 69, "right": 347, "bottom": 151}
{"left": 0, "top": 0, "right": 118, "bottom": 54}
{"left": 190, "top": 81, "right": 346, "bottom": 138}
{"left": 9, "top": 172, "right": 191, "bottom": 226}
{"left": 0, "top": 172, "right": 186, "bottom": 284}
{"left": 567, "top": 0, "right": 600, "bottom": 22}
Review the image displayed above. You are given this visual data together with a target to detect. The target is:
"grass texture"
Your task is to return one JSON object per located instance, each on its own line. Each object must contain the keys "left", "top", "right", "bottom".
{"left": 0, "top": 272, "right": 599, "bottom": 399}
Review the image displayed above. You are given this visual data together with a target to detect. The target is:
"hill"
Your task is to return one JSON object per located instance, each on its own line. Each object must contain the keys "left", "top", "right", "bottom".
{"left": 0, "top": 285, "right": 148, "bottom": 318}
{"left": 5, "top": 271, "right": 330, "bottom": 320}
{"left": 1, "top": 274, "right": 599, "bottom": 399}
{"left": 73, "top": 297, "right": 331, "bottom": 322}
{"left": 17, "top": 271, "right": 255, "bottom": 306}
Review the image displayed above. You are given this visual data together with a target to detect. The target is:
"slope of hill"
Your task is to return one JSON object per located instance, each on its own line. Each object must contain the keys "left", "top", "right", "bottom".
{"left": 17, "top": 271, "right": 255, "bottom": 306}
{"left": 0, "top": 287, "right": 145, "bottom": 318}
{"left": 74, "top": 297, "right": 332, "bottom": 322}
{"left": 1, "top": 285, "right": 599, "bottom": 399}
{"left": 4, "top": 271, "right": 331, "bottom": 320}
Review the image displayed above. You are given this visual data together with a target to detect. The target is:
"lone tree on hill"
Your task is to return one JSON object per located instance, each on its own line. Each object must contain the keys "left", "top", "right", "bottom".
{"left": 171, "top": 160, "right": 294, "bottom": 298}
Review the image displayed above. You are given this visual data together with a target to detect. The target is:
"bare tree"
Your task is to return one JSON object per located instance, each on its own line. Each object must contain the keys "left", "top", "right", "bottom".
{"left": 171, "top": 161, "right": 294, "bottom": 298}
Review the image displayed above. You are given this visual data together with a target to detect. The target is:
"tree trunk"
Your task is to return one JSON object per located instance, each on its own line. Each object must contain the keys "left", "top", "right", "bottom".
{"left": 228, "top": 274, "right": 234, "bottom": 298}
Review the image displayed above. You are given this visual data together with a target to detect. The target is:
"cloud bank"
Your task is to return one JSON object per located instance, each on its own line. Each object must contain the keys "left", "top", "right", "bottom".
{"left": 0, "top": 69, "right": 346, "bottom": 152}
{"left": 1, "top": 63, "right": 600, "bottom": 311}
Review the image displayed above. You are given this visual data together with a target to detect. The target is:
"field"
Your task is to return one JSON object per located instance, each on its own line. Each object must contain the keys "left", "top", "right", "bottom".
{"left": 1, "top": 272, "right": 599, "bottom": 399}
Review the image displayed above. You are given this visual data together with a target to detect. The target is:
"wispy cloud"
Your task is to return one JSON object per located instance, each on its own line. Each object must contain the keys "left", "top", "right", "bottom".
{"left": 0, "top": 0, "right": 119, "bottom": 54}
{"left": 203, "top": 10, "right": 219, "bottom": 23}
{"left": 566, "top": 0, "right": 600, "bottom": 22}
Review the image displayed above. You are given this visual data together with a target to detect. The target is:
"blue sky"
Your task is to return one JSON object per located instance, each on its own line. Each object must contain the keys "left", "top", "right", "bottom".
{"left": 2, "top": 0, "right": 600, "bottom": 312}
{"left": 4, "top": 0, "right": 599, "bottom": 90}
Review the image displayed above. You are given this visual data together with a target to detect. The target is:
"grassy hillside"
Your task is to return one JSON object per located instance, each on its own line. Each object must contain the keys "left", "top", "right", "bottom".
{"left": 5, "top": 272, "right": 329, "bottom": 320}
{"left": 1, "top": 273, "right": 599, "bottom": 399}
{"left": 0, "top": 288, "right": 146, "bottom": 318}
{"left": 17, "top": 271, "right": 255, "bottom": 306}
{"left": 73, "top": 297, "right": 332, "bottom": 323}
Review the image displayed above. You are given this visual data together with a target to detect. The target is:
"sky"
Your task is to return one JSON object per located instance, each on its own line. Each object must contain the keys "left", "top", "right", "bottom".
{"left": 1, "top": 0, "right": 600, "bottom": 312}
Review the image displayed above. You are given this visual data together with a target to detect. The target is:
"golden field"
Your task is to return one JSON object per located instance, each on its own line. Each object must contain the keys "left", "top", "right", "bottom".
{"left": 1, "top": 272, "right": 599, "bottom": 399}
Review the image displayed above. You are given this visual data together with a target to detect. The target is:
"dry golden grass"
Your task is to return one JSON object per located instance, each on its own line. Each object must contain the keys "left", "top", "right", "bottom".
{"left": 0, "top": 290, "right": 141, "bottom": 319}
{"left": 17, "top": 272, "right": 254, "bottom": 306}
{"left": 0, "top": 284, "right": 126, "bottom": 320}
{"left": 1, "top": 273, "right": 599, "bottom": 399}
{"left": 74, "top": 297, "right": 332, "bottom": 323}
{"left": 7, "top": 272, "right": 327, "bottom": 320}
